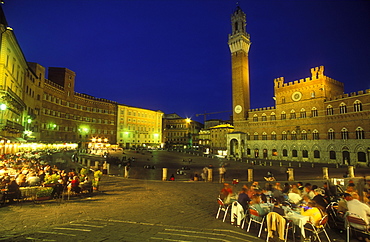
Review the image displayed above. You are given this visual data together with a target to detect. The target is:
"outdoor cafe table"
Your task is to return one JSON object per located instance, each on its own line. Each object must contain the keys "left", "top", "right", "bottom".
{"left": 285, "top": 210, "right": 310, "bottom": 239}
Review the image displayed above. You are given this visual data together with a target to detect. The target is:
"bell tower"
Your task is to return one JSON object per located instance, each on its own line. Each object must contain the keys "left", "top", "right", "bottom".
{"left": 228, "top": 6, "right": 251, "bottom": 122}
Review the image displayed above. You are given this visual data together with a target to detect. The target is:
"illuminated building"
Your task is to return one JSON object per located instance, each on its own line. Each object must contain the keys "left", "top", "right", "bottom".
{"left": 227, "top": 6, "right": 370, "bottom": 166}
{"left": 31, "top": 65, "right": 117, "bottom": 148}
{"left": 209, "top": 123, "right": 234, "bottom": 157}
{"left": 163, "top": 113, "right": 203, "bottom": 150}
{"left": 117, "top": 105, "right": 163, "bottom": 149}
{"left": 0, "top": 7, "right": 27, "bottom": 153}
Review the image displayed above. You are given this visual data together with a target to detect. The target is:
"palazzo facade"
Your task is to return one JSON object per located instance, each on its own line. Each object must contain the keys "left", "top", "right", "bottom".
{"left": 227, "top": 7, "right": 370, "bottom": 166}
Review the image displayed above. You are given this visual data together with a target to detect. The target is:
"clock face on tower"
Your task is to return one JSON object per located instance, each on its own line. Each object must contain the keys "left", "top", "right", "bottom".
{"left": 292, "top": 91, "right": 302, "bottom": 102}
{"left": 234, "top": 105, "right": 242, "bottom": 114}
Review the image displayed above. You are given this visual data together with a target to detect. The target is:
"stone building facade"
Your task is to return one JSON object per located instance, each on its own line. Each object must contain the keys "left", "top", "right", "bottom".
{"left": 29, "top": 64, "right": 118, "bottom": 147}
{"left": 227, "top": 7, "right": 370, "bottom": 166}
{"left": 117, "top": 105, "right": 163, "bottom": 149}
{"left": 163, "top": 113, "right": 203, "bottom": 150}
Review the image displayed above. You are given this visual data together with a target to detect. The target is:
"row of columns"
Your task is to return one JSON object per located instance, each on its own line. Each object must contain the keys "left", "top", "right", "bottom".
{"left": 162, "top": 165, "right": 357, "bottom": 182}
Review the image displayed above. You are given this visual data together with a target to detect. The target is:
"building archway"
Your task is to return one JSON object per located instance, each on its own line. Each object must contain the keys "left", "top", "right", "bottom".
{"left": 263, "top": 149, "right": 268, "bottom": 158}
{"left": 342, "top": 150, "right": 350, "bottom": 165}
{"left": 229, "top": 138, "right": 239, "bottom": 157}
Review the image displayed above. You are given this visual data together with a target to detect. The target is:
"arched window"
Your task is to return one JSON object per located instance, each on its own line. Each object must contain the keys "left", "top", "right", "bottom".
{"left": 341, "top": 127, "right": 349, "bottom": 140}
{"left": 254, "top": 132, "right": 259, "bottom": 140}
{"left": 262, "top": 113, "right": 267, "bottom": 121}
{"left": 326, "top": 105, "right": 334, "bottom": 115}
{"left": 358, "top": 152, "right": 366, "bottom": 162}
{"left": 314, "top": 150, "right": 320, "bottom": 158}
{"left": 301, "top": 130, "right": 307, "bottom": 140}
{"left": 311, "top": 90, "right": 315, "bottom": 98}
{"left": 253, "top": 114, "right": 258, "bottom": 122}
{"left": 282, "top": 149, "right": 288, "bottom": 157}
{"left": 281, "top": 111, "right": 286, "bottom": 120}
{"left": 290, "top": 109, "right": 296, "bottom": 119}
{"left": 300, "top": 108, "right": 306, "bottom": 118}
{"left": 311, "top": 107, "right": 318, "bottom": 117}
{"left": 282, "top": 131, "right": 287, "bottom": 140}
{"left": 330, "top": 150, "right": 336, "bottom": 160}
{"left": 271, "top": 131, "right": 277, "bottom": 140}
{"left": 356, "top": 127, "right": 365, "bottom": 139}
{"left": 339, "top": 102, "right": 347, "bottom": 114}
{"left": 270, "top": 112, "right": 276, "bottom": 121}
{"left": 246, "top": 132, "right": 250, "bottom": 140}
{"left": 262, "top": 132, "right": 267, "bottom": 140}
{"left": 272, "top": 149, "right": 278, "bottom": 156}
{"left": 292, "top": 150, "right": 298, "bottom": 157}
{"left": 312, "top": 129, "right": 319, "bottom": 140}
{"left": 354, "top": 100, "right": 363, "bottom": 112}
{"left": 282, "top": 97, "right": 286, "bottom": 104}
{"left": 291, "top": 130, "right": 297, "bottom": 140}
{"left": 302, "top": 150, "right": 308, "bottom": 158}
{"left": 328, "top": 128, "right": 335, "bottom": 140}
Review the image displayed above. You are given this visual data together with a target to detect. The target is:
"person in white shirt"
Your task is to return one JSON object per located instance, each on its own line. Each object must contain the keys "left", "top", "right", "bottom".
{"left": 288, "top": 187, "right": 302, "bottom": 205}
{"left": 345, "top": 193, "right": 370, "bottom": 234}
{"left": 218, "top": 165, "right": 226, "bottom": 183}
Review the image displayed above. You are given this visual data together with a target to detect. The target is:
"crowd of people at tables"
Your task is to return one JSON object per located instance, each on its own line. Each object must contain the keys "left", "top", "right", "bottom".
{"left": 0, "top": 153, "right": 97, "bottom": 204}
{"left": 219, "top": 179, "right": 370, "bottom": 241}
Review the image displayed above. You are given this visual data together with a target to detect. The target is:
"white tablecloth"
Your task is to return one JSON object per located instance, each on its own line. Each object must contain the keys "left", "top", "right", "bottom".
{"left": 286, "top": 212, "right": 310, "bottom": 238}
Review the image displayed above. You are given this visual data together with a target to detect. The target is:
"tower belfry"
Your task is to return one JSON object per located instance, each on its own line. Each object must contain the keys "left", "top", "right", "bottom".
{"left": 228, "top": 6, "right": 251, "bottom": 123}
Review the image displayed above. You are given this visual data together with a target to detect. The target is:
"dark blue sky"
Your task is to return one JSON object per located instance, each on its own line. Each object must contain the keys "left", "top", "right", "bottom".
{"left": 3, "top": 0, "right": 370, "bottom": 123}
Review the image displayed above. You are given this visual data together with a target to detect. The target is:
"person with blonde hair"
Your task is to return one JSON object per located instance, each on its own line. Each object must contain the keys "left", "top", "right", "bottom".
{"left": 288, "top": 187, "right": 302, "bottom": 205}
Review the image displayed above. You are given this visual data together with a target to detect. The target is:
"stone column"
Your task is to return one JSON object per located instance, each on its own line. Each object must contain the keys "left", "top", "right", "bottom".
{"left": 162, "top": 168, "right": 167, "bottom": 181}
{"left": 207, "top": 168, "right": 213, "bottom": 182}
{"left": 248, "top": 169, "right": 253, "bottom": 182}
{"left": 287, "top": 168, "right": 294, "bottom": 181}
{"left": 322, "top": 167, "right": 329, "bottom": 180}
{"left": 348, "top": 166, "right": 355, "bottom": 178}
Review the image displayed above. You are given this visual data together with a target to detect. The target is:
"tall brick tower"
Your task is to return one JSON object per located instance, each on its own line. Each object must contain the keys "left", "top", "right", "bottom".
{"left": 228, "top": 6, "right": 251, "bottom": 123}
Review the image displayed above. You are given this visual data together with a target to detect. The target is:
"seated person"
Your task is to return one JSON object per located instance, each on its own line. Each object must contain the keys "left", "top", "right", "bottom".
{"left": 272, "top": 197, "right": 286, "bottom": 216}
{"left": 301, "top": 201, "right": 323, "bottom": 227}
{"left": 288, "top": 187, "right": 302, "bottom": 205}
{"left": 345, "top": 193, "right": 370, "bottom": 231}
{"left": 345, "top": 182, "right": 360, "bottom": 200}
{"left": 237, "top": 187, "right": 251, "bottom": 211}
{"left": 250, "top": 194, "right": 269, "bottom": 221}
{"left": 220, "top": 183, "right": 233, "bottom": 204}
{"left": 5, "top": 178, "right": 21, "bottom": 203}
{"left": 80, "top": 177, "right": 93, "bottom": 192}
{"left": 70, "top": 176, "right": 81, "bottom": 193}
{"left": 26, "top": 173, "right": 41, "bottom": 186}
{"left": 312, "top": 188, "right": 328, "bottom": 212}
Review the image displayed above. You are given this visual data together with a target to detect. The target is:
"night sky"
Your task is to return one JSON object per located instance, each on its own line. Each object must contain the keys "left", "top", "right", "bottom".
{"left": 3, "top": 0, "right": 370, "bottom": 123}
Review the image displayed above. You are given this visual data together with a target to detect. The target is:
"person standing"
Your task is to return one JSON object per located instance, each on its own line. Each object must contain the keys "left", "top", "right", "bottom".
{"left": 219, "top": 165, "right": 226, "bottom": 183}
{"left": 93, "top": 169, "right": 103, "bottom": 191}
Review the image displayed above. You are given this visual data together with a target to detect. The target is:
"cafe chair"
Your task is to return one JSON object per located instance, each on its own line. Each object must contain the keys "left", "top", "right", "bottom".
{"left": 284, "top": 219, "right": 295, "bottom": 242}
{"left": 266, "top": 212, "right": 287, "bottom": 242}
{"left": 326, "top": 201, "right": 345, "bottom": 230}
{"left": 216, "top": 197, "right": 231, "bottom": 222}
{"left": 231, "top": 201, "right": 248, "bottom": 228}
{"left": 303, "top": 214, "right": 331, "bottom": 242}
{"left": 247, "top": 206, "right": 266, "bottom": 237}
{"left": 345, "top": 212, "right": 370, "bottom": 242}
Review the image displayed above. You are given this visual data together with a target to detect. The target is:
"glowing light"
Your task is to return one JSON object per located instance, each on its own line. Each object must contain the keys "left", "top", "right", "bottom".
{"left": 0, "top": 104, "right": 6, "bottom": 111}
